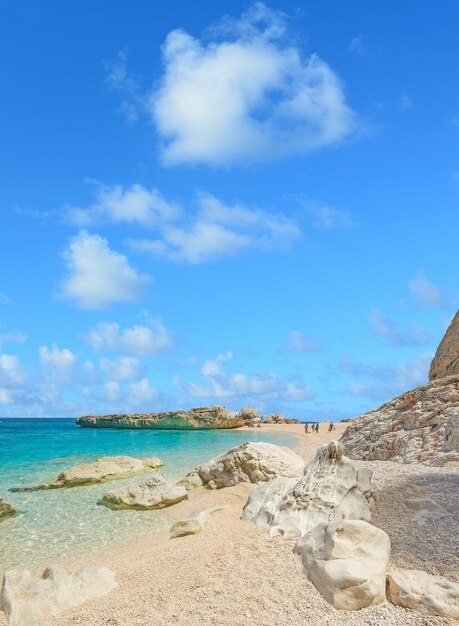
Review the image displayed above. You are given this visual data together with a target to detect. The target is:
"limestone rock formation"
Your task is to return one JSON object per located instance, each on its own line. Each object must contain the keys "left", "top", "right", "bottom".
{"left": 0, "top": 498, "right": 15, "bottom": 518}
{"left": 340, "top": 375, "right": 459, "bottom": 465}
{"left": 102, "top": 474, "right": 188, "bottom": 510}
{"left": 405, "top": 498, "right": 452, "bottom": 526}
{"left": 1, "top": 565, "right": 117, "bottom": 624}
{"left": 241, "top": 441, "right": 375, "bottom": 538}
{"left": 176, "top": 471, "right": 204, "bottom": 490}
{"left": 11, "top": 455, "right": 163, "bottom": 491}
{"left": 195, "top": 441, "right": 305, "bottom": 489}
{"left": 237, "top": 407, "right": 259, "bottom": 422}
{"left": 169, "top": 505, "right": 228, "bottom": 538}
{"left": 387, "top": 569, "right": 459, "bottom": 619}
{"left": 430, "top": 310, "right": 459, "bottom": 381}
{"left": 76, "top": 405, "right": 245, "bottom": 430}
{"left": 294, "top": 519, "right": 390, "bottom": 611}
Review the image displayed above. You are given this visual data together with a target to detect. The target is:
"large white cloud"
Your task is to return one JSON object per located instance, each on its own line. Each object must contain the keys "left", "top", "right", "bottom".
{"left": 60, "top": 230, "right": 150, "bottom": 309}
{"left": 85, "top": 318, "right": 176, "bottom": 356}
{"left": 151, "top": 3, "right": 357, "bottom": 165}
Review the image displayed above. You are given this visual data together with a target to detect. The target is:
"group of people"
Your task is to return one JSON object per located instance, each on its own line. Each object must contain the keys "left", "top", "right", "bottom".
{"left": 304, "top": 421, "right": 336, "bottom": 434}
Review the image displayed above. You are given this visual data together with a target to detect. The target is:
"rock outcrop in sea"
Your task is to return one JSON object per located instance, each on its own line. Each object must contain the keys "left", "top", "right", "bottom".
{"left": 10, "top": 456, "right": 163, "bottom": 491}
{"left": 0, "top": 498, "right": 15, "bottom": 518}
{"left": 340, "top": 313, "right": 459, "bottom": 465}
{"left": 242, "top": 441, "right": 375, "bottom": 538}
{"left": 77, "top": 405, "right": 245, "bottom": 430}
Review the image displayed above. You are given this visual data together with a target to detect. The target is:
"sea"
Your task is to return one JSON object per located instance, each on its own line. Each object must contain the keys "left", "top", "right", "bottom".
{"left": 0, "top": 418, "right": 296, "bottom": 571}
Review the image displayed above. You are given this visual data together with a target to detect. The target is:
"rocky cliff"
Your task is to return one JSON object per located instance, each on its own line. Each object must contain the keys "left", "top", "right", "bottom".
{"left": 429, "top": 310, "right": 459, "bottom": 381}
{"left": 76, "top": 405, "right": 245, "bottom": 430}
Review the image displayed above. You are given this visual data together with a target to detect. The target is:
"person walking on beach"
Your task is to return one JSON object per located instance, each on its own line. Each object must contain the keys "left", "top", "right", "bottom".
{"left": 304, "top": 423, "right": 309, "bottom": 434}
{"left": 315, "top": 422, "right": 319, "bottom": 434}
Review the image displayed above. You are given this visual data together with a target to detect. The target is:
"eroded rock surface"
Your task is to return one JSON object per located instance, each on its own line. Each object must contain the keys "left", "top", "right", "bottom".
{"left": 11, "top": 455, "right": 163, "bottom": 491}
{"left": 77, "top": 405, "right": 245, "bottom": 429}
{"left": 405, "top": 498, "right": 452, "bottom": 526}
{"left": 430, "top": 310, "right": 459, "bottom": 381}
{"left": 195, "top": 441, "right": 305, "bottom": 489}
{"left": 387, "top": 569, "right": 459, "bottom": 619}
{"left": 340, "top": 376, "right": 459, "bottom": 465}
{"left": 1, "top": 565, "right": 117, "bottom": 625}
{"left": 294, "top": 519, "right": 390, "bottom": 611}
{"left": 0, "top": 498, "right": 15, "bottom": 518}
{"left": 102, "top": 474, "right": 187, "bottom": 510}
{"left": 169, "top": 505, "right": 228, "bottom": 538}
{"left": 241, "top": 441, "right": 375, "bottom": 538}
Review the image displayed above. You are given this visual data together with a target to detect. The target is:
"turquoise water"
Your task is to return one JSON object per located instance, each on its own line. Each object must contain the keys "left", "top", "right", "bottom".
{"left": 0, "top": 419, "right": 295, "bottom": 571}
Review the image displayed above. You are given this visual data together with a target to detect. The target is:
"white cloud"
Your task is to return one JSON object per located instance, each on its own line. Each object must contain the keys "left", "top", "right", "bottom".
{"left": 64, "top": 182, "right": 179, "bottom": 228}
{"left": 0, "top": 354, "right": 27, "bottom": 388}
{"left": 288, "top": 331, "right": 324, "bottom": 354}
{"left": 40, "top": 343, "right": 76, "bottom": 382}
{"left": 131, "top": 192, "right": 301, "bottom": 263}
{"left": 305, "top": 201, "right": 353, "bottom": 230}
{"left": 60, "top": 230, "right": 150, "bottom": 309}
{"left": 104, "top": 47, "right": 144, "bottom": 125}
{"left": 369, "top": 308, "right": 431, "bottom": 347}
{"left": 100, "top": 356, "right": 146, "bottom": 381}
{"left": 180, "top": 352, "right": 314, "bottom": 403}
{"left": 408, "top": 270, "right": 446, "bottom": 309}
{"left": 86, "top": 318, "right": 176, "bottom": 356}
{"left": 0, "top": 331, "right": 27, "bottom": 350}
{"left": 151, "top": 3, "right": 357, "bottom": 165}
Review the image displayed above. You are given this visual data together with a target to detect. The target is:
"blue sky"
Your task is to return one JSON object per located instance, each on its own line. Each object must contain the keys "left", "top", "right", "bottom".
{"left": 0, "top": 0, "right": 458, "bottom": 418}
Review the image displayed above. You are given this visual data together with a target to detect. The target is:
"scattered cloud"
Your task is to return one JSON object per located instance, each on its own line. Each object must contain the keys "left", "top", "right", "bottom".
{"left": 369, "top": 307, "right": 432, "bottom": 347}
{"left": 0, "top": 331, "right": 27, "bottom": 350}
{"left": 104, "top": 47, "right": 145, "bottom": 125}
{"left": 179, "top": 351, "right": 314, "bottom": 404}
{"left": 130, "top": 191, "right": 301, "bottom": 263}
{"left": 85, "top": 318, "right": 176, "bottom": 356}
{"left": 151, "top": 2, "right": 358, "bottom": 166}
{"left": 0, "top": 292, "right": 10, "bottom": 304}
{"left": 60, "top": 230, "right": 150, "bottom": 309}
{"left": 99, "top": 356, "right": 146, "bottom": 381}
{"left": 408, "top": 270, "right": 446, "bottom": 309}
{"left": 288, "top": 331, "right": 324, "bottom": 354}
{"left": 304, "top": 201, "right": 353, "bottom": 230}
{"left": 344, "top": 351, "right": 432, "bottom": 401}
{"left": 348, "top": 35, "right": 366, "bottom": 55}
{"left": 0, "top": 354, "right": 27, "bottom": 390}
{"left": 64, "top": 182, "right": 179, "bottom": 228}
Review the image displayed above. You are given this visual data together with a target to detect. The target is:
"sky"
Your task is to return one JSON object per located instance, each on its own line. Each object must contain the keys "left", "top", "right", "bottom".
{"left": 0, "top": 0, "right": 458, "bottom": 419}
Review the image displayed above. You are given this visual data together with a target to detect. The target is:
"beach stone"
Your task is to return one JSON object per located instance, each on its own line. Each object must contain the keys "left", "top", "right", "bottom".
{"left": 294, "top": 519, "right": 390, "bottom": 610}
{"left": 11, "top": 455, "right": 164, "bottom": 491}
{"left": 340, "top": 375, "right": 459, "bottom": 465}
{"left": 1, "top": 565, "right": 117, "bottom": 624}
{"left": 176, "top": 471, "right": 204, "bottom": 490}
{"left": 0, "top": 498, "right": 15, "bottom": 518}
{"left": 102, "top": 474, "right": 187, "bottom": 510}
{"left": 242, "top": 441, "right": 375, "bottom": 538}
{"left": 405, "top": 498, "right": 452, "bottom": 526}
{"left": 387, "top": 569, "right": 459, "bottom": 619}
{"left": 169, "top": 505, "right": 228, "bottom": 538}
{"left": 430, "top": 309, "right": 459, "bottom": 381}
{"left": 237, "top": 407, "right": 259, "bottom": 423}
{"left": 195, "top": 441, "right": 305, "bottom": 489}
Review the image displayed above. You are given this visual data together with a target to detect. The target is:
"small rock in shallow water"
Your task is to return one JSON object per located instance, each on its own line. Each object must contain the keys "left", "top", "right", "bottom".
{"left": 102, "top": 474, "right": 188, "bottom": 510}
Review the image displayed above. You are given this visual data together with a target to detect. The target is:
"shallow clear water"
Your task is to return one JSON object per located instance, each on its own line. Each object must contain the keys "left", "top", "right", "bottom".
{"left": 0, "top": 418, "right": 295, "bottom": 571}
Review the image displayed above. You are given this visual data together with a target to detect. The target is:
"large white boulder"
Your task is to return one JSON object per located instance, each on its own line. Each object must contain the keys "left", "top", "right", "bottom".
{"left": 169, "top": 505, "right": 228, "bottom": 538}
{"left": 294, "top": 519, "right": 390, "bottom": 610}
{"left": 1, "top": 565, "right": 117, "bottom": 624}
{"left": 0, "top": 498, "right": 15, "bottom": 518}
{"left": 242, "top": 441, "right": 375, "bottom": 538}
{"left": 387, "top": 569, "right": 459, "bottom": 619}
{"left": 195, "top": 441, "right": 305, "bottom": 489}
{"left": 102, "top": 474, "right": 188, "bottom": 509}
{"left": 11, "top": 455, "right": 163, "bottom": 490}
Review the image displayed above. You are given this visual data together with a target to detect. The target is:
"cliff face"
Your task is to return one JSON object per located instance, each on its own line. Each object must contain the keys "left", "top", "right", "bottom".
{"left": 76, "top": 405, "right": 245, "bottom": 430}
{"left": 429, "top": 310, "right": 459, "bottom": 381}
{"left": 339, "top": 375, "right": 459, "bottom": 465}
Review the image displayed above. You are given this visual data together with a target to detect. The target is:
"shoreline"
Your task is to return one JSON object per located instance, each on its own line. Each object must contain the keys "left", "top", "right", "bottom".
{"left": 2, "top": 423, "right": 457, "bottom": 626}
